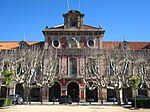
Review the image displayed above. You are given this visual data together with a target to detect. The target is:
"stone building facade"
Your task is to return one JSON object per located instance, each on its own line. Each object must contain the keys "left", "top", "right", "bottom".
{"left": 0, "top": 10, "right": 150, "bottom": 103}
{"left": 42, "top": 10, "right": 105, "bottom": 102}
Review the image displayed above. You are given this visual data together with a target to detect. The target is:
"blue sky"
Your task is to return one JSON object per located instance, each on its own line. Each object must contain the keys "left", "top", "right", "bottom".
{"left": 0, "top": 0, "right": 150, "bottom": 42}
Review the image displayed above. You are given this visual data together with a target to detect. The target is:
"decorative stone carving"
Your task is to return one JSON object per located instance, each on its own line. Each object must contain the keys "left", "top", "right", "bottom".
{"left": 67, "top": 36, "right": 80, "bottom": 48}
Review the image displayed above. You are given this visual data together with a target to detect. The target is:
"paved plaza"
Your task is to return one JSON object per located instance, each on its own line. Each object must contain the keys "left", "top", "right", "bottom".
{"left": 0, "top": 103, "right": 150, "bottom": 112}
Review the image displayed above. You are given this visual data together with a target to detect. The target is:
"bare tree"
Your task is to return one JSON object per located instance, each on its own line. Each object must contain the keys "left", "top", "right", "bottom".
{"left": 104, "top": 49, "right": 131, "bottom": 105}
{"left": 136, "top": 50, "right": 150, "bottom": 90}
{"left": 35, "top": 48, "right": 62, "bottom": 104}
{"left": 81, "top": 48, "right": 139, "bottom": 105}
{"left": 0, "top": 45, "right": 63, "bottom": 104}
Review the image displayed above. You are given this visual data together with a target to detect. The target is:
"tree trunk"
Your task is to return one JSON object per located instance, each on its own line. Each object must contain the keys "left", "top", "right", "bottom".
{"left": 116, "top": 88, "right": 121, "bottom": 105}
{"left": 25, "top": 87, "right": 31, "bottom": 104}
{"left": 100, "top": 88, "right": 103, "bottom": 105}
{"left": 5, "top": 87, "right": 9, "bottom": 107}
{"left": 29, "top": 88, "right": 31, "bottom": 104}
{"left": 134, "top": 89, "right": 137, "bottom": 108}
{"left": 40, "top": 87, "right": 43, "bottom": 104}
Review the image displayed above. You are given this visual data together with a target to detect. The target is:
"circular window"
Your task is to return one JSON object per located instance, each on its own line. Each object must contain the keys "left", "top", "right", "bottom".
{"left": 88, "top": 40, "right": 94, "bottom": 47}
{"left": 53, "top": 40, "right": 59, "bottom": 47}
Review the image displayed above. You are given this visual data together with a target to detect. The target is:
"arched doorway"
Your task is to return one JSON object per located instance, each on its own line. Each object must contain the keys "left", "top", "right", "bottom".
{"left": 138, "top": 82, "right": 148, "bottom": 97}
{"left": 0, "top": 86, "right": 7, "bottom": 98}
{"left": 15, "top": 83, "right": 24, "bottom": 100}
{"left": 49, "top": 82, "right": 61, "bottom": 102}
{"left": 107, "top": 89, "right": 116, "bottom": 102}
{"left": 122, "top": 87, "right": 132, "bottom": 102}
{"left": 30, "top": 88, "right": 40, "bottom": 102}
{"left": 86, "top": 86, "right": 98, "bottom": 102}
{"left": 67, "top": 82, "right": 79, "bottom": 102}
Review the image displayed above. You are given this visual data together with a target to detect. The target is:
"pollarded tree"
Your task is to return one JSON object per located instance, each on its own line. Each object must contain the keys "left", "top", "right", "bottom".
{"left": 0, "top": 46, "right": 44, "bottom": 103}
{"left": 35, "top": 48, "right": 62, "bottom": 104}
{"left": 80, "top": 48, "right": 131, "bottom": 105}
{"left": 2, "top": 46, "right": 62, "bottom": 104}
{"left": 85, "top": 46, "right": 137, "bottom": 105}
{"left": 136, "top": 50, "right": 150, "bottom": 90}
{"left": 16, "top": 47, "right": 44, "bottom": 103}
{"left": 104, "top": 48, "right": 136, "bottom": 105}
{"left": 80, "top": 44, "right": 146, "bottom": 105}
{"left": 80, "top": 49, "right": 108, "bottom": 104}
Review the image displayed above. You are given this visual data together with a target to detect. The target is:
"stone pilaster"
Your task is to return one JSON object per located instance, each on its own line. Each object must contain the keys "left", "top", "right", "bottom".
{"left": 103, "top": 88, "right": 107, "bottom": 101}
{"left": 98, "top": 88, "right": 106, "bottom": 104}
{"left": 9, "top": 81, "right": 16, "bottom": 95}
{"left": 42, "top": 87, "right": 49, "bottom": 102}
{"left": 80, "top": 87, "right": 85, "bottom": 102}
{"left": 61, "top": 86, "right": 67, "bottom": 95}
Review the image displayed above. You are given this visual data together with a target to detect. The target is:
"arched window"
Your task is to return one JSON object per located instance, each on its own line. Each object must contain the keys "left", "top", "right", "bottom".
{"left": 69, "top": 58, "right": 77, "bottom": 78}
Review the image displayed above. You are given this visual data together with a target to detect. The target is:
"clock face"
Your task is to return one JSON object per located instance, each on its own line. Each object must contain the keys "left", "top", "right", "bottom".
{"left": 71, "top": 21, "right": 77, "bottom": 27}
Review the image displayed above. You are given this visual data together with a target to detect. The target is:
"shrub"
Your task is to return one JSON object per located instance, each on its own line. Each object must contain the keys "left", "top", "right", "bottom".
{"left": 7, "top": 98, "right": 12, "bottom": 106}
{"left": 132, "top": 98, "right": 150, "bottom": 108}
{"left": 0, "top": 98, "right": 12, "bottom": 107}
{"left": 0, "top": 98, "right": 6, "bottom": 107}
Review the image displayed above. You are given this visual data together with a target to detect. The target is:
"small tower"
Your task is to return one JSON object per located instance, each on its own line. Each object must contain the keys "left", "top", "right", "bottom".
{"left": 63, "top": 10, "right": 84, "bottom": 29}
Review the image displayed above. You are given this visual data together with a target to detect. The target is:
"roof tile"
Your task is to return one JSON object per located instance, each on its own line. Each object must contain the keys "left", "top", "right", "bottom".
{"left": 0, "top": 42, "right": 39, "bottom": 50}
{"left": 0, "top": 41, "right": 150, "bottom": 50}
{"left": 103, "top": 42, "right": 150, "bottom": 50}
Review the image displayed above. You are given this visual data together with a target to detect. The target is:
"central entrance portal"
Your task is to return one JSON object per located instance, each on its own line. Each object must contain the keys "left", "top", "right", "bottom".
{"left": 49, "top": 82, "right": 61, "bottom": 102}
{"left": 67, "top": 82, "right": 79, "bottom": 102}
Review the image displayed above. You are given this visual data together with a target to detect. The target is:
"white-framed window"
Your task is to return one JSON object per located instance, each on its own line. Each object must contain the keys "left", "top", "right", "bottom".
{"left": 87, "top": 39, "right": 94, "bottom": 47}
{"left": 52, "top": 39, "right": 60, "bottom": 48}
{"left": 69, "top": 57, "right": 77, "bottom": 78}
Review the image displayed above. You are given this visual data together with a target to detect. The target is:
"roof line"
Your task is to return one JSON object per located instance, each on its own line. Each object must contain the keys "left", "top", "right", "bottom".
{"left": 0, "top": 41, "right": 41, "bottom": 42}
{"left": 53, "top": 24, "right": 64, "bottom": 28}
{"left": 103, "top": 41, "right": 150, "bottom": 43}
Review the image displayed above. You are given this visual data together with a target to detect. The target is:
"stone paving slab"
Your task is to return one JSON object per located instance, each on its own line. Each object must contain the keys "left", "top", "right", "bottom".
{"left": 0, "top": 104, "right": 150, "bottom": 112}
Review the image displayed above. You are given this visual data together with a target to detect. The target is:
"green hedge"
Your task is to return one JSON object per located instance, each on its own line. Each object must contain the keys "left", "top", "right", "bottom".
{"left": 132, "top": 98, "right": 150, "bottom": 108}
{"left": 0, "top": 98, "right": 12, "bottom": 107}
